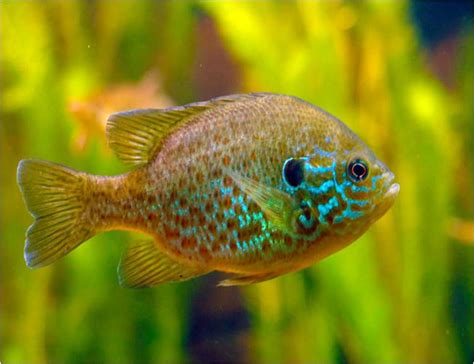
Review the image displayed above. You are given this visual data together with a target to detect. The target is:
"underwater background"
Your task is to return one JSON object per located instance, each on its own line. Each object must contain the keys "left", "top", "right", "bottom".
{"left": 1, "top": 1, "right": 473, "bottom": 363}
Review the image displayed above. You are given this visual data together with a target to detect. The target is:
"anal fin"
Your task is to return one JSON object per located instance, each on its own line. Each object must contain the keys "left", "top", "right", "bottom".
{"left": 118, "top": 240, "right": 210, "bottom": 288}
{"left": 218, "top": 272, "right": 280, "bottom": 287}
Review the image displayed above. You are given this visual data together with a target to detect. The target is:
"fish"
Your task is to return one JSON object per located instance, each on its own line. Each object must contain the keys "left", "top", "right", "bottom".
{"left": 17, "top": 93, "right": 399, "bottom": 287}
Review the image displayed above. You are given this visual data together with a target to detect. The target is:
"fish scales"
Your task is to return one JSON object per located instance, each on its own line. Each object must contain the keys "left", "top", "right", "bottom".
{"left": 141, "top": 98, "right": 333, "bottom": 265}
{"left": 17, "top": 93, "right": 399, "bottom": 287}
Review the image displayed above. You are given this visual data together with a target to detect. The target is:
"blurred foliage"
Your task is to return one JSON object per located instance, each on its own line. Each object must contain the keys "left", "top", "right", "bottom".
{"left": 0, "top": 1, "right": 473, "bottom": 364}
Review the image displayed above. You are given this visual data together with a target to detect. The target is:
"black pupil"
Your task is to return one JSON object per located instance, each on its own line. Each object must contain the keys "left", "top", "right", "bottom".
{"left": 283, "top": 158, "right": 304, "bottom": 187}
{"left": 350, "top": 160, "right": 368, "bottom": 180}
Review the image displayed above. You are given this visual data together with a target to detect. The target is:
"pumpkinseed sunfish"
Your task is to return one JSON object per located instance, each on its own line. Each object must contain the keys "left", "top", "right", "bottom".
{"left": 17, "top": 93, "right": 399, "bottom": 287}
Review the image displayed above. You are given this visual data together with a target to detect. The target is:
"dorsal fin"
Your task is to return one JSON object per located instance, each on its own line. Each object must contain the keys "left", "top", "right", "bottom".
{"left": 106, "top": 93, "right": 269, "bottom": 166}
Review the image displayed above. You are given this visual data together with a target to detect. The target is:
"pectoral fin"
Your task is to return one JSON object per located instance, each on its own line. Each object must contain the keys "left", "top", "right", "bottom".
{"left": 118, "top": 239, "right": 210, "bottom": 288}
{"left": 225, "top": 169, "right": 293, "bottom": 231}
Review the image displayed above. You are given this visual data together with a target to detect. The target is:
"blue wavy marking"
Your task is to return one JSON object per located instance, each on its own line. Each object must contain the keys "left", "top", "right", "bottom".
{"left": 300, "top": 148, "right": 379, "bottom": 224}
{"left": 304, "top": 160, "right": 336, "bottom": 175}
{"left": 307, "top": 179, "right": 334, "bottom": 195}
{"left": 312, "top": 145, "right": 337, "bottom": 158}
{"left": 317, "top": 196, "right": 340, "bottom": 223}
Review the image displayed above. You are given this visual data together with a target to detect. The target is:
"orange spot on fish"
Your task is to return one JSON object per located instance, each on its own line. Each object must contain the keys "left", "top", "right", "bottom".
{"left": 229, "top": 241, "right": 237, "bottom": 252}
{"left": 237, "top": 227, "right": 253, "bottom": 241}
{"left": 232, "top": 186, "right": 240, "bottom": 197}
{"left": 216, "top": 211, "right": 225, "bottom": 223}
{"left": 208, "top": 221, "right": 217, "bottom": 234}
{"left": 199, "top": 246, "right": 210, "bottom": 260}
{"left": 211, "top": 168, "right": 219, "bottom": 179}
{"left": 218, "top": 232, "right": 227, "bottom": 243}
{"left": 169, "top": 190, "right": 177, "bottom": 201}
{"left": 223, "top": 175, "right": 233, "bottom": 187}
{"left": 180, "top": 216, "right": 189, "bottom": 228}
{"left": 222, "top": 155, "right": 231, "bottom": 166}
{"left": 226, "top": 218, "right": 237, "bottom": 231}
{"left": 223, "top": 196, "right": 232, "bottom": 209}
{"left": 250, "top": 150, "right": 257, "bottom": 161}
{"left": 196, "top": 171, "right": 205, "bottom": 183}
{"left": 234, "top": 203, "right": 242, "bottom": 215}
{"left": 198, "top": 214, "right": 206, "bottom": 225}
{"left": 182, "top": 236, "right": 197, "bottom": 249}
{"left": 205, "top": 202, "right": 213, "bottom": 214}
{"left": 164, "top": 225, "right": 180, "bottom": 239}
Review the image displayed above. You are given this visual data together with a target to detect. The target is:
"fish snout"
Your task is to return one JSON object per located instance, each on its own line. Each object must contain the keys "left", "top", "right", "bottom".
{"left": 381, "top": 170, "right": 399, "bottom": 199}
{"left": 375, "top": 161, "right": 399, "bottom": 199}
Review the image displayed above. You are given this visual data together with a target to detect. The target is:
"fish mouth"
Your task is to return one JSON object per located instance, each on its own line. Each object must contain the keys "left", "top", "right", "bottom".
{"left": 385, "top": 182, "right": 400, "bottom": 198}
{"left": 381, "top": 171, "right": 400, "bottom": 199}
{"left": 369, "top": 172, "right": 399, "bottom": 220}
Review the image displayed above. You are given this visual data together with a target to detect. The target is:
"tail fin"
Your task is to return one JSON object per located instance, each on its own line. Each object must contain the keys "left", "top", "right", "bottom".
{"left": 17, "top": 159, "right": 94, "bottom": 268}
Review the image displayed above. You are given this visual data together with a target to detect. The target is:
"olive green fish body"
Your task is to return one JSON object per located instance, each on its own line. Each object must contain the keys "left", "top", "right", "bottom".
{"left": 17, "top": 93, "right": 399, "bottom": 287}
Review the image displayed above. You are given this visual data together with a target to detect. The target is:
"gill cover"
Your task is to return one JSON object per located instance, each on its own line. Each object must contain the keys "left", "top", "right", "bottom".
{"left": 226, "top": 169, "right": 319, "bottom": 237}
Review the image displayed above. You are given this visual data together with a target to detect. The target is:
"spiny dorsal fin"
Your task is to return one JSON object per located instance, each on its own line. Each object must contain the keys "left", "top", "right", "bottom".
{"left": 106, "top": 93, "right": 269, "bottom": 166}
{"left": 118, "top": 239, "right": 211, "bottom": 288}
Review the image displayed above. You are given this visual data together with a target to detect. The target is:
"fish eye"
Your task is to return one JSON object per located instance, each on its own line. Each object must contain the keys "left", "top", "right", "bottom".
{"left": 282, "top": 158, "right": 305, "bottom": 187}
{"left": 348, "top": 158, "right": 369, "bottom": 182}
